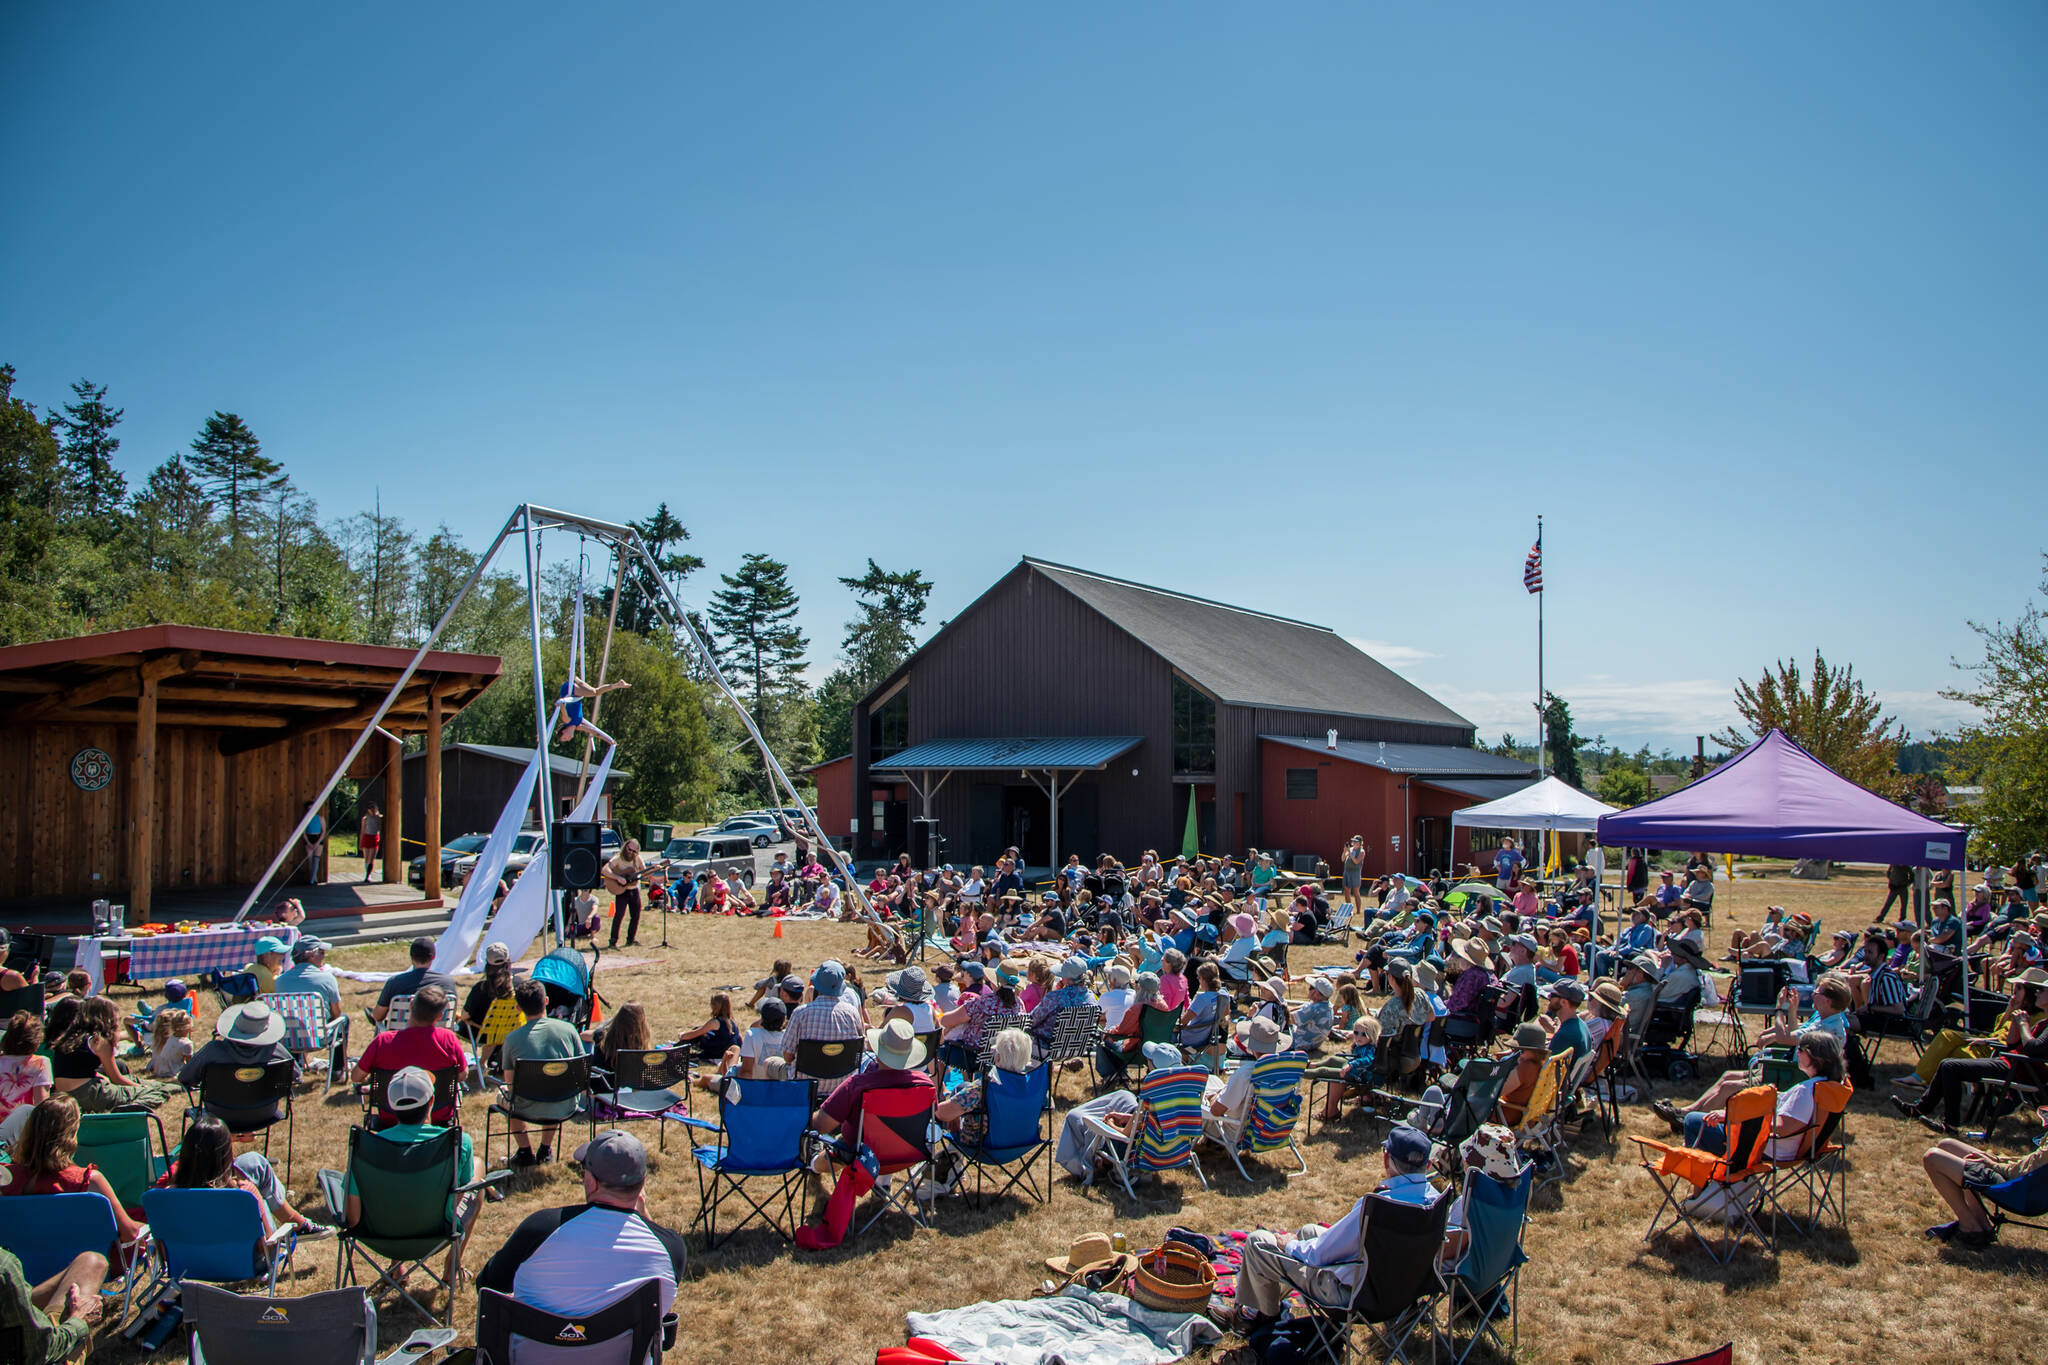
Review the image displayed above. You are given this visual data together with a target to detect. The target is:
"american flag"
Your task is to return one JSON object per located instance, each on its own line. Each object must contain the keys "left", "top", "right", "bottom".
{"left": 1523, "top": 540, "right": 1543, "bottom": 594}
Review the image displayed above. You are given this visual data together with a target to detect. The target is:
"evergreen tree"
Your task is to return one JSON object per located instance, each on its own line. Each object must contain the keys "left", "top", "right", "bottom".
{"left": 0, "top": 366, "right": 70, "bottom": 641}
{"left": 186, "top": 412, "right": 281, "bottom": 545}
{"left": 815, "top": 560, "right": 933, "bottom": 758}
{"left": 1540, "top": 691, "right": 1584, "bottom": 788}
{"left": 618, "top": 503, "right": 703, "bottom": 634}
{"left": 57, "top": 379, "right": 126, "bottom": 519}
{"left": 707, "top": 553, "right": 809, "bottom": 797}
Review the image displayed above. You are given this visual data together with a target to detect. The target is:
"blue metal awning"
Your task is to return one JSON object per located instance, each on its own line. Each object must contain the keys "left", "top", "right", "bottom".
{"left": 871, "top": 736, "right": 1144, "bottom": 772}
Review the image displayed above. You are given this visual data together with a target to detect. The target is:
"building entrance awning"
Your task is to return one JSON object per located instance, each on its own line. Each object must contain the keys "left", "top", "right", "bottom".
{"left": 871, "top": 736, "right": 1144, "bottom": 773}
{"left": 871, "top": 736, "right": 1142, "bottom": 868}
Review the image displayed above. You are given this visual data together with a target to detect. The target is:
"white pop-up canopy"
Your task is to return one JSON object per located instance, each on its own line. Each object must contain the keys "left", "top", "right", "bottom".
{"left": 1451, "top": 775, "right": 1617, "bottom": 835}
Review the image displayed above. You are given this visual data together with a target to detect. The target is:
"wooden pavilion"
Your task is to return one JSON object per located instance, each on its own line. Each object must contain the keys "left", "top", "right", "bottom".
{"left": 0, "top": 625, "right": 500, "bottom": 922}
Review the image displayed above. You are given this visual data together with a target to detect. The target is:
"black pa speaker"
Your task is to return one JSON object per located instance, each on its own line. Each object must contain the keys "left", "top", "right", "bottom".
{"left": 551, "top": 821, "right": 604, "bottom": 890}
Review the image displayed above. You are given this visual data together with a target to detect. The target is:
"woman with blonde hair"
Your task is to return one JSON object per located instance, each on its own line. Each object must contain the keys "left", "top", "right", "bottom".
{"left": 0, "top": 1095, "right": 148, "bottom": 1246}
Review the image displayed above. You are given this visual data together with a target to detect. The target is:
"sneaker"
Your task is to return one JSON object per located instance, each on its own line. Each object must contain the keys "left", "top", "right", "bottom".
{"left": 293, "top": 1221, "right": 337, "bottom": 1240}
{"left": 512, "top": 1148, "right": 536, "bottom": 1169}
{"left": 1888, "top": 1095, "right": 1923, "bottom": 1121}
{"left": 1954, "top": 1228, "right": 1997, "bottom": 1250}
{"left": 1925, "top": 1221, "right": 1960, "bottom": 1242}
{"left": 535, "top": 1145, "right": 553, "bottom": 1163}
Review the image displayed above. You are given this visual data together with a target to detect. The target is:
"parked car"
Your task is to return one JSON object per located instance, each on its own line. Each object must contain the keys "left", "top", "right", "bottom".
{"left": 659, "top": 834, "right": 757, "bottom": 887}
{"left": 452, "top": 830, "right": 546, "bottom": 884}
{"left": 409, "top": 833, "right": 490, "bottom": 889}
{"left": 696, "top": 815, "right": 782, "bottom": 848}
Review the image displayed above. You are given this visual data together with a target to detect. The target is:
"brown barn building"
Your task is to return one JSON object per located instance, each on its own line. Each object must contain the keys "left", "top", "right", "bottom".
{"left": 820, "top": 559, "right": 1537, "bottom": 875}
{"left": 0, "top": 625, "right": 499, "bottom": 921}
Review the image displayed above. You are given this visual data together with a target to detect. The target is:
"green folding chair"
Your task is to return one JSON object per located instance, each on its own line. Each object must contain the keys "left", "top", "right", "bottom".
{"left": 324, "top": 1126, "right": 508, "bottom": 1327}
{"left": 75, "top": 1109, "right": 172, "bottom": 1215}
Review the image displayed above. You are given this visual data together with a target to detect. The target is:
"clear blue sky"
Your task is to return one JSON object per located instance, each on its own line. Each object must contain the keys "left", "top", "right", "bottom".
{"left": 5, "top": 6, "right": 2043, "bottom": 754}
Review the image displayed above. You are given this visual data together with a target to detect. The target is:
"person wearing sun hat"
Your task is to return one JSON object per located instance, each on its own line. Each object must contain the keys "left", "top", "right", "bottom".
{"left": 780, "top": 959, "right": 867, "bottom": 1093}
{"left": 810, "top": 1018, "right": 936, "bottom": 1171}
{"left": 1658, "top": 935, "right": 1711, "bottom": 1003}
{"left": 1437, "top": 1124, "right": 1526, "bottom": 1265}
{"left": 1232, "top": 1120, "right": 1443, "bottom": 1335}
{"left": 1027, "top": 956, "right": 1098, "bottom": 1054}
{"left": 1586, "top": 978, "right": 1629, "bottom": 1053}
{"left": 1291, "top": 974, "right": 1339, "bottom": 1050}
{"left": 179, "top": 1000, "right": 297, "bottom": 1127}
{"left": 1202, "top": 1015, "right": 1291, "bottom": 1146}
{"left": 1495, "top": 1022, "right": 1555, "bottom": 1126}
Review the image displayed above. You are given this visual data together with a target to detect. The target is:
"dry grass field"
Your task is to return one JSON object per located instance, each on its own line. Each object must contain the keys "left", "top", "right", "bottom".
{"left": 81, "top": 869, "right": 2048, "bottom": 1365}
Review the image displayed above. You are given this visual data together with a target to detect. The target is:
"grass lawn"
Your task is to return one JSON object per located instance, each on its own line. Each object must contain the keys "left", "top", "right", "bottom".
{"left": 83, "top": 868, "right": 2048, "bottom": 1364}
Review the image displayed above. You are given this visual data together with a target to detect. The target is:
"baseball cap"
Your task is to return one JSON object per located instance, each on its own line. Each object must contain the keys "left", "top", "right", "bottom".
{"left": 573, "top": 1130, "right": 649, "bottom": 1187}
{"left": 291, "top": 936, "right": 329, "bottom": 962}
{"left": 759, "top": 999, "right": 788, "bottom": 1029}
{"left": 959, "top": 961, "right": 987, "bottom": 982}
{"left": 386, "top": 1066, "right": 435, "bottom": 1113}
{"left": 484, "top": 942, "right": 512, "bottom": 966}
{"left": 1384, "top": 1123, "right": 1435, "bottom": 1168}
{"left": 163, "top": 979, "right": 190, "bottom": 1004}
{"left": 1547, "top": 979, "right": 1586, "bottom": 1004}
{"left": 1628, "top": 953, "right": 1661, "bottom": 974}
{"left": 252, "top": 936, "right": 288, "bottom": 959}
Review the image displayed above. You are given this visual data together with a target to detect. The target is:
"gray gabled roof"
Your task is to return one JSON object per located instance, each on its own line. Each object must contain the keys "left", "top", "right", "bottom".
{"left": 1027, "top": 559, "right": 1473, "bottom": 729}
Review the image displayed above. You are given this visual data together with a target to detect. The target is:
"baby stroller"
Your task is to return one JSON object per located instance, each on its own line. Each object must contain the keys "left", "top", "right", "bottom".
{"left": 532, "top": 941, "right": 602, "bottom": 1029}
{"left": 1638, "top": 987, "right": 1703, "bottom": 1082}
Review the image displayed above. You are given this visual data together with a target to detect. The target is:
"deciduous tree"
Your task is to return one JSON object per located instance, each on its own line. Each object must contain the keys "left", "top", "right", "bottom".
{"left": 1713, "top": 651, "right": 1907, "bottom": 797}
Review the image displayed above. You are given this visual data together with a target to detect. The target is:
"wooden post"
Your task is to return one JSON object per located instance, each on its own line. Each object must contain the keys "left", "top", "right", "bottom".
{"left": 130, "top": 668, "right": 158, "bottom": 917}
{"left": 383, "top": 733, "right": 404, "bottom": 885}
{"left": 424, "top": 693, "right": 443, "bottom": 899}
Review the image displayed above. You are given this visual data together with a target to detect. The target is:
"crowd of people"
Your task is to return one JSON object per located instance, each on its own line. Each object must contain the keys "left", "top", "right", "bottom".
{"left": 3, "top": 844, "right": 2045, "bottom": 1359}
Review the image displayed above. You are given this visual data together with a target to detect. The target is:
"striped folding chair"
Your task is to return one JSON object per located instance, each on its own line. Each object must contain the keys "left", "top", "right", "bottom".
{"left": 260, "top": 992, "right": 348, "bottom": 1092}
{"left": 1079, "top": 1065, "right": 1210, "bottom": 1201}
{"left": 1227, "top": 1050, "right": 1309, "bottom": 1180}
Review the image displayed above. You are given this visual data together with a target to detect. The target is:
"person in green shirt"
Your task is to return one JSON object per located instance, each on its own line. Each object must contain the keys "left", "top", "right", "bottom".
{"left": 330, "top": 1065, "right": 478, "bottom": 1288}
{"left": 0, "top": 1243, "right": 103, "bottom": 1365}
{"left": 498, "top": 979, "right": 587, "bottom": 1166}
{"left": 1540, "top": 980, "right": 1591, "bottom": 1064}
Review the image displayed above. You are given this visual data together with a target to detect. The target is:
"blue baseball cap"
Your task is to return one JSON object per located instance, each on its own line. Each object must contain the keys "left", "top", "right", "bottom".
{"left": 252, "top": 937, "right": 288, "bottom": 959}
{"left": 1385, "top": 1123, "right": 1436, "bottom": 1168}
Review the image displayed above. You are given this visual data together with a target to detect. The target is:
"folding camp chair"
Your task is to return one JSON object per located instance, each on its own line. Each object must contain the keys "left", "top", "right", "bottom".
{"left": 180, "top": 1282, "right": 456, "bottom": 1365}
{"left": 1415, "top": 1055, "right": 1518, "bottom": 1164}
{"left": 971, "top": 1011, "right": 1027, "bottom": 1073}
{"left": 853, "top": 1084, "right": 940, "bottom": 1236}
{"left": 367, "top": 995, "right": 413, "bottom": 1035}
{"left": 76, "top": 1109, "right": 172, "bottom": 1215}
{"left": 1575, "top": 1026, "right": 1623, "bottom": 1139}
{"left": 792, "top": 1035, "right": 863, "bottom": 1101}
{"left": 462, "top": 997, "right": 524, "bottom": 1093}
{"left": 0, "top": 1190, "right": 154, "bottom": 1325}
{"left": 596, "top": 1045, "right": 693, "bottom": 1151}
{"left": 363, "top": 1065, "right": 465, "bottom": 1133}
{"left": 1966, "top": 1151, "right": 2048, "bottom": 1235}
{"left": 1651, "top": 1347, "right": 1734, "bottom": 1365}
{"left": 185, "top": 1059, "right": 298, "bottom": 1183}
{"left": 474, "top": 1282, "right": 669, "bottom": 1365}
{"left": 326, "top": 1124, "right": 510, "bottom": 1326}
{"left": 1268, "top": 1191, "right": 1452, "bottom": 1365}
{"left": 484, "top": 1054, "right": 595, "bottom": 1170}
{"left": 939, "top": 1061, "right": 1053, "bottom": 1208}
{"left": 1630, "top": 1084, "right": 1777, "bottom": 1264}
{"left": 1442, "top": 1167, "right": 1533, "bottom": 1365}
{"left": 677, "top": 1075, "right": 812, "bottom": 1248}
{"left": 1506, "top": 1053, "right": 1571, "bottom": 1188}
{"left": 1763, "top": 1078, "right": 1852, "bottom": 1242}
{"left": 1078, "top": 1064, "right": 1210, "bottom": 1201}
{"left": 140, "top": 1186, "right": 298, "bottom": 1296}
{"left": 1041, "top": 1005, "right": 1102, "bottom": 1106}
{"left": 262, "top": 992, "right": 350, "bottom": 1092}
{"left": 0, "top": 978, "right": 46, "bottom": 1027}
{"left": 1225, "top": 1050, "right": 1309, "bottom": 1181}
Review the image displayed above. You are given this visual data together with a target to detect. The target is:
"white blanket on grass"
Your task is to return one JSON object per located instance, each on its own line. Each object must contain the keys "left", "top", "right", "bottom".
{"left": 905, "top": 1286, "right": 1219, "bottom": 1365}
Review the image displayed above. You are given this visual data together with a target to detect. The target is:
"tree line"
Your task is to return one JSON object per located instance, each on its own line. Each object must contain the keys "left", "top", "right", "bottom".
{"left": 0, "top": 365, "right": 934, "bottom": 829}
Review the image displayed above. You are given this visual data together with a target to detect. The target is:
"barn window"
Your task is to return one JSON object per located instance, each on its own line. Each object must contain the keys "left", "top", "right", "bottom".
{"left": 1285, "top": 767, "right": 1319, "bottom": 800}
{"left": 869, "top": 691, "right": 909, "bottom": 761}
{"left": 1172, "top": 676, "right": 1215, "bottom": 775}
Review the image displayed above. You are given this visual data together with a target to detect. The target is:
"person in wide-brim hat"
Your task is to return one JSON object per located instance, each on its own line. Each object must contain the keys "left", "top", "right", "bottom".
{"left": 1450, "top": 937, "right": 1492, "bottom": 970}
{"left": 215, "top": 1000, "right": 287, "bottom": 1047}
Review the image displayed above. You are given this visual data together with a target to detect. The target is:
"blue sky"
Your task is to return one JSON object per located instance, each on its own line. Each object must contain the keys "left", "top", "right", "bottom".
{"left": 5, "top": 6, "right": 2043, "bottom": 754}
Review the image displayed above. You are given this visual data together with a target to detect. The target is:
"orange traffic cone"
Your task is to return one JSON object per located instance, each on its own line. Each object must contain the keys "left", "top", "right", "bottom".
{"left": 772, "top": 916, "right": 784, "bottom": 939}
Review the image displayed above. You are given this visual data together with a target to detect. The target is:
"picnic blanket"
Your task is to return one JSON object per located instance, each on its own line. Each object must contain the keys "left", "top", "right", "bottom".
{"left": 905, "top": 1286, "right": 1219, "bottom": 1365}
{"left": 77, "top": 925, "right": 300, "bottom": 993}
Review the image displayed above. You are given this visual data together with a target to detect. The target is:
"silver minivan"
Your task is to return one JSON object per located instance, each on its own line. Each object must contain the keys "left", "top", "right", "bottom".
{"left": 660, "top": 834, "right": 756, "bottom": 887}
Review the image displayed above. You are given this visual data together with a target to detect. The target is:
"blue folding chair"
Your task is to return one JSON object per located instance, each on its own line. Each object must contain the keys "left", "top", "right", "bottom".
{"left": 1442, "top": 1167, "right": 1532, "bottom": 1365}
{"left": 0, "top": 1191, "right": 154, "bottom": 1324}
{"left": 1968, "top": 1154, "right": 2048, "bottom": 1234}
{"left": 940, "top": 1061, "right": 1053, "bottom": 1208}
{"left": 678, "top": 1075, "right": 812, "bottom": 1248}
{"left": 142, "top": 1187, "right": 299, "bottom": 1294}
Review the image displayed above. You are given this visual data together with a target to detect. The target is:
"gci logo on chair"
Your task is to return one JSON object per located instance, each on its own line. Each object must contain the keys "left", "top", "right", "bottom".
{"left": 555, "top": 1323, "right": 588, "bottom": 1342}
{"left": 260, "top": 1306, "right": 290, "bottom": 1324}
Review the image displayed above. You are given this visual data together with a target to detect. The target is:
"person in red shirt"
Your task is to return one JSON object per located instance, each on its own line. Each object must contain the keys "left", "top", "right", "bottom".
{"left": 353, "top": 984, "right": 466, "bottom": 1125}
{"left": 0, "top": 1095, "right": 148, "bottom": 1245}
{"left": 808, "top": 1019, "right": 935, "bottom": 1176}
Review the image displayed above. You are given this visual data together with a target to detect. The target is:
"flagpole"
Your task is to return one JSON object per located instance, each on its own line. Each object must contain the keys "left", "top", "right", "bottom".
{"left": 1535, "top": 514, "right": 1545, "bottom": 779}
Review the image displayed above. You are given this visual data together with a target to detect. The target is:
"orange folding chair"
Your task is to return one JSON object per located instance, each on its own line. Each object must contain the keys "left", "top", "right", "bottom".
{"left": 1631, "top": 1083, "right": 1777, "bottom": 1263}
{"left": 1763, "top": 1078, "right": 1853, "bottom": 1242}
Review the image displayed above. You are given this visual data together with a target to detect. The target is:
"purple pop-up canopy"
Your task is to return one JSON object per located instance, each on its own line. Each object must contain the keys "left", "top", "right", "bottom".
{"left": 1595, "top": 728, "right": 1970, "bottom": 869}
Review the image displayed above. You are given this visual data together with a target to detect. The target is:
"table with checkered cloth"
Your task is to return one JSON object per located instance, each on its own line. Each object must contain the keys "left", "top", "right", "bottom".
{"left": 76, "top": 925, "right": 300, "bottom": 992}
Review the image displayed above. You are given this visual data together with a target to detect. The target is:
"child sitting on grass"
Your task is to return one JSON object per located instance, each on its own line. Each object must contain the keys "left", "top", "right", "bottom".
{"left": 146, "top": 1008, "right": 193, "bottom": 1079}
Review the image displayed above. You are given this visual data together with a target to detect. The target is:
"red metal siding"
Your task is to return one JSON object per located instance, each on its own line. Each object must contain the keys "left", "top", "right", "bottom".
{"left": 1257, "top": 741, "right": 1499, "bottom": 878}
{"left": 808, "top": 756, "right": 854, "bottom": 843}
